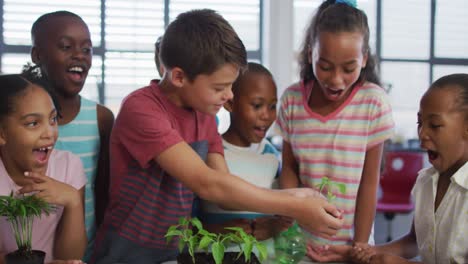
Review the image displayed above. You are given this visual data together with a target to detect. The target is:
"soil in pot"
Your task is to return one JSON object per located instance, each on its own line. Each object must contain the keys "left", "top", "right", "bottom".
{"left": 177, "top": 252, "right": 261, "bottom": 264}
{"left": 5, "top": 249, "right": 46, "bottom": 264}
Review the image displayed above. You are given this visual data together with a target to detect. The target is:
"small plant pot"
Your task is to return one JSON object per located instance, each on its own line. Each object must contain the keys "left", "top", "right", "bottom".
{"left": 177, "top": 252, "right": 261, "bottom": 264}
{"left": 5, "top": 249, "right": 46, "bottom": 264}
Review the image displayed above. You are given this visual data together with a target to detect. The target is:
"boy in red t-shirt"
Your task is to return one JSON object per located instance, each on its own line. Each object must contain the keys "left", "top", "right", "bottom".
{"left": 92, "top": 9, "right": 343, "bottom": 264}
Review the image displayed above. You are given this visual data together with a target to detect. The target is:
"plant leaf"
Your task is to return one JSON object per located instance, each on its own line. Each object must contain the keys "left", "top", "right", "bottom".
{"left": 256, "top": 242, "right": 268, "bottom": 261}
{"left": 198, "top": 235, "right": 212, "bottom": 250}
{"left": 211, "top": 242, "right": 225, "bottom": 264}
{"left": 243, "top": 240, "right": 253, "bottom": 262}
{"left": 336, "top": 183, "right": 347, "bottom": 194}
{"left": 165, "top": 229, "right": 183, "bottom": 241}
{"left": 191, "top": 217, "right": 203, "bottom": 231}
{"left": 178, "top": 239, "right": 185, "bottom": 253}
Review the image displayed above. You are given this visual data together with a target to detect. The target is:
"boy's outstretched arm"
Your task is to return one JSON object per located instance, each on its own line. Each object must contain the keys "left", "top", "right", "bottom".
{"left": 156, "top": 141, "right": 344, "bottom": 238}
{"left": 279, "top": 141, "right": 300, "bottom": 189}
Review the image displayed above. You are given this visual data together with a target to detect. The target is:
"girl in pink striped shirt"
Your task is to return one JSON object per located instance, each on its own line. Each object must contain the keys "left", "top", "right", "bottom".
{"left": 275, "top": 0, "right": 394, "bottom": 262}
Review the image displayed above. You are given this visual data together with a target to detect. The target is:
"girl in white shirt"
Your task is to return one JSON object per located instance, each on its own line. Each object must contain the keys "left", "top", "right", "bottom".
{"left": 348, "top": 73, "right": 468, "bottom": 264}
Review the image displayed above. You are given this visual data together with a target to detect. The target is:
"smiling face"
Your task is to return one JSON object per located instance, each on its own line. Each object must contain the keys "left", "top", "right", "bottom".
{"left": 177, "top": 63, "right": 239, "bottom": 115}
{"left": 0, "top": 85, "right": 58, "bottom": 177}
{"left": 310, "top": 31, "right": 367, "bottom": 104}
{"left": 225, "top": 72, "right": 277, "bottom": 147}
{"left": 32, "top": 15, "right": 92, "bottom": 98}
{"left": 418, "top": 86, "right": 468, "bottom": 175}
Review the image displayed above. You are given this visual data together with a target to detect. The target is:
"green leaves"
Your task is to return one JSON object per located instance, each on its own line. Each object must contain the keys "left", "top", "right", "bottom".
{"left": 211, "top": 242, "right": 225, "bottom": 264}
{"left": 315, "top": 177, "right": 347, "bottom": 202}
{"left": 165, "top": 217, "right": 267, "bottom": 264}
{"left": 0, "top": 191, "right": 53, "bottom": 254}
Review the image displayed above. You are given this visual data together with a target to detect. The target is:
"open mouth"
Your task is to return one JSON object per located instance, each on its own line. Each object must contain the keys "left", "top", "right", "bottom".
{"left": 326, "top": 87, "right": 344, "bottom": 99}
{"left": 32, "top": 146, "right": 53, "bottom": 164}
{"left": 67, "top": 66, "right": 86, "bottom": 82}
{"left": 253, "top": 126, "right": 267, "bottom": 138}
{"left": 427, "top": 150, "right": 439, "bottom": 161}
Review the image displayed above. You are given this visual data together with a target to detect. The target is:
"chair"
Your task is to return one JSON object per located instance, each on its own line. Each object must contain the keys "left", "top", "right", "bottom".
{"left": 377, "top": 150, "right": 423, "bottom": 242}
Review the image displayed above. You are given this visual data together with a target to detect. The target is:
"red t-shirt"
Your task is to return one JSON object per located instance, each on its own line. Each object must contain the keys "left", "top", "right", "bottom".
{"left": 101, "top": 80, "right": 223, "bottom": 248}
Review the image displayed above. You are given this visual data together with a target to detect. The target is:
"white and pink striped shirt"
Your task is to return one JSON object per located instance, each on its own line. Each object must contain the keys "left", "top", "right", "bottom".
{"left": 275, "top": 81, "right": 394, "bottom": 245}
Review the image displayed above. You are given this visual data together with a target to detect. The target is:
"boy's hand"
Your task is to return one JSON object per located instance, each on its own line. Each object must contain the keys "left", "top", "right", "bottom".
{"left": 18, "top": 171, "right": 81, "bottom": 208}
{"left": 281, "top": 187, "right": 325, "bottom": 200}
{"left": 349, "top": 243, "right": 376, "bottom": 263}
{"left": 292, "top": 195, "right": 344, "bottom": 239}
{"left": 306, "top": 243, "right": 351, "bottom": 262}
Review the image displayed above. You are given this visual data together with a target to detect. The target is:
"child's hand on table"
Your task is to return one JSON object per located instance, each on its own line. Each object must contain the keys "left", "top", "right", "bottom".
{"left": 349, "top": 242, "right": 375, "bottom": 263}
{"left": 306, "top": 243, "right": 351, "bottom": 262}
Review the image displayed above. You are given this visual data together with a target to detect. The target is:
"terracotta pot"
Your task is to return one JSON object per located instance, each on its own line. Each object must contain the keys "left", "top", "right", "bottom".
{"left": 5, "top": 250, "right": 46, "bottom": 264}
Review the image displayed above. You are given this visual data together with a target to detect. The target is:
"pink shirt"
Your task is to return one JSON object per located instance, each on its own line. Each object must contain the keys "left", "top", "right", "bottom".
{"left": 275, "top": 81, "right": 394, "bottom": 244}
{"left": 0, "top": 149, "right": 86, "bottom": 263}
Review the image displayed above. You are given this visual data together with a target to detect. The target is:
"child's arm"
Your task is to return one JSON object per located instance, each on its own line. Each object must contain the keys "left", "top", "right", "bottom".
{"left": 306, "top": 243, "right": 352, "bottom": 262}
{"left": 18, "top": 172, "right": 87, "bottom": 260}
{"left": 353, "top": 143, "right": 384, "bottom": 243}
{"left": 156, "top": 141, "right": 343, "bottom": 238}
{"left": 351, "top": 222, "right": 419, "bottom": 263}
{"left": 279, "top": 141, "right": 300, "bottom": 188}
{"left": 94, "top": 104, "right": 114, "bottom": 228}
{"left": 53, "top": 186, "right": 86, "bottom": 260}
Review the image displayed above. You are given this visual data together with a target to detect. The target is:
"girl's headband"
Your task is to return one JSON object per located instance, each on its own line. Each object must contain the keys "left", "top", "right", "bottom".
{"left": 335, "top": 0, "right": 357, "bottom": 8}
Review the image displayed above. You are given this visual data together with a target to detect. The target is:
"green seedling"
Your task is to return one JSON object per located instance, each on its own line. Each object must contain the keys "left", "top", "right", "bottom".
{"left": 165, "top": 217, "right": 267, "bottom": 264}
{"left": 315, "top": 177, "right": 347, "bottom": 201}
{"left": 0, "top": 191, "right": 52, "bottom": 257}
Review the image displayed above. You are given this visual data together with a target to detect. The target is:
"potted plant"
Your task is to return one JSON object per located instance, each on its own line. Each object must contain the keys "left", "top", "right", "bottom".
{"left": 0, "top": 191, "right": 52, "bottom": 264}
{"left": 165, "top": 217, "right": 268, "bottom": 264}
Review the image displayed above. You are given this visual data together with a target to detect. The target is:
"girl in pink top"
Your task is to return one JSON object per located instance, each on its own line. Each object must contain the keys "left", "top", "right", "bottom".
{"left": 0, "top": 73, "right": 86, "bottom": 264}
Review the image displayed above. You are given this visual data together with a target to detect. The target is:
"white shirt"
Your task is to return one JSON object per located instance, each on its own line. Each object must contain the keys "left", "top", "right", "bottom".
{"left": 413, "top": 162, "right": 468, "bottom": 264}
{"left": 200, "top": 138, "right": 280, "bottom": 219}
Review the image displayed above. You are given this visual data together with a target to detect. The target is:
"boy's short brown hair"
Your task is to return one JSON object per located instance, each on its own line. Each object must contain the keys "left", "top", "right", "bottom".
{"left": 160, "top": 9, "right": 247, "bottom": 81}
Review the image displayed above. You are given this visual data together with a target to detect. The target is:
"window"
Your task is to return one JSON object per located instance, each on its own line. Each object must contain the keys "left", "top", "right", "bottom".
{"left": 379, "top": 0, "right": 468, "bottom": 140}
{"left": 381, "top": 0, "right": 430, "bottom": 60}
{"left": 0, "top": 0, "right": 263, "bottom": 115}
{"left": 434, "top": 0, "right": 468, "bottom": 58}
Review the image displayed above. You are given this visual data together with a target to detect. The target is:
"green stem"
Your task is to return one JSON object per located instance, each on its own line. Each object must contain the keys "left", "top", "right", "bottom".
{"left": 27, "top": 216, "right": 32, "bottom": 251}
{"left": 11, "top": 219, "right": 21, "bottom": 249}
